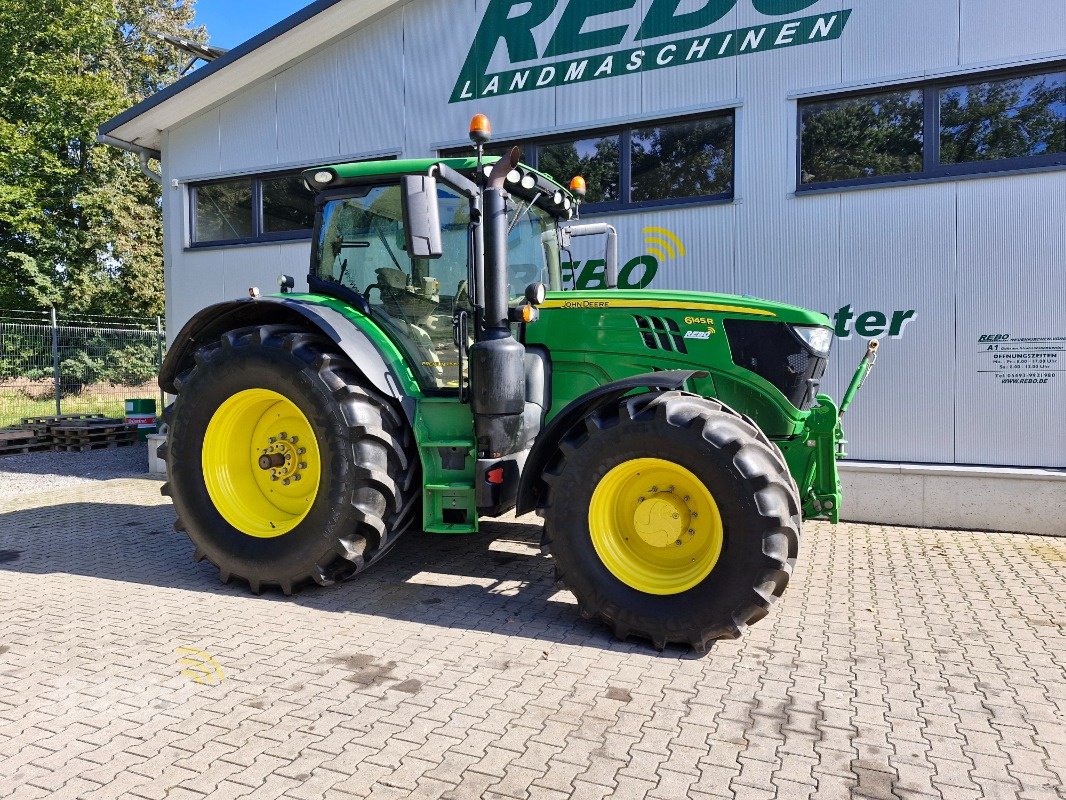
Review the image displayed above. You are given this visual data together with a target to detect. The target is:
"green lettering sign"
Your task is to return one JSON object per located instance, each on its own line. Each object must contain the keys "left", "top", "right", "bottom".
{"left": 452, "top": 0, "right": 851, "bottom": 103}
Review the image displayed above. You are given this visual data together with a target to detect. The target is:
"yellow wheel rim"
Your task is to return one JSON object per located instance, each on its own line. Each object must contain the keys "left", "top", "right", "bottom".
{"left": 202, "top": 388, "right": 321, "bottom": 538}
{"left": 588, "top": 458, "right": 724, "bottom": 595}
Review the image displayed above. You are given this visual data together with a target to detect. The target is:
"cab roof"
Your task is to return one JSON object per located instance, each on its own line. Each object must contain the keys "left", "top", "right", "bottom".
{"left": 301, "top": 156, "right": 579, "bottom": 218}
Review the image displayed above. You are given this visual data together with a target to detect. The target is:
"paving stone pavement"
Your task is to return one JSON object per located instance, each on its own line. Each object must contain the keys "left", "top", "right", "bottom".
{"left": 0, "top": 477, "right": 1063, "bottom": 800}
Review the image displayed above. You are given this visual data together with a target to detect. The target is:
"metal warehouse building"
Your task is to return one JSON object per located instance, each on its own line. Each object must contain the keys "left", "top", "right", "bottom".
{"left": 100, "top": 0, "right": 1066, "bottom": 534}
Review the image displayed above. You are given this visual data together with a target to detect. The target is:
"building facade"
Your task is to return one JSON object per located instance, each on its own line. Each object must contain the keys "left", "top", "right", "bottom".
{"left": 102, "top": 0, "right": 1066, "bottom": 534}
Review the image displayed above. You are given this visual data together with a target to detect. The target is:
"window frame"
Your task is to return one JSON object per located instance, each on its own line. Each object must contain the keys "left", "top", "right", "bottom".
{"left": 440, "top": 109, "right": 737, "bottom": 214}
{"left": 189, "top": 169, "right": 316, "bottom": 248}
{"left": 796, "top": 61, "right": 1066, "bottom": 193}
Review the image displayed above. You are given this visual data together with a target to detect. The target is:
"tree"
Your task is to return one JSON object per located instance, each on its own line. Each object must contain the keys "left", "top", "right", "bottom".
{"left": 0, "top": 0, "right": 205, "bottom": 317}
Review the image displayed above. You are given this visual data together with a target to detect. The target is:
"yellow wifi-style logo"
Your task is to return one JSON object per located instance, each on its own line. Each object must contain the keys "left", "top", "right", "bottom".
{"left": 643, "top": 227, "right": 686, "bottom": 262}
{"left": 176, "top": 646, "right": 225, "bottom": 686}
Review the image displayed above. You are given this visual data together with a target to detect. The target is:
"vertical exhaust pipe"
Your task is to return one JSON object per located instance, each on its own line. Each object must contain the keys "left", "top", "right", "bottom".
{"left": 469, "top": 147, "right": 527, "bottom": 458}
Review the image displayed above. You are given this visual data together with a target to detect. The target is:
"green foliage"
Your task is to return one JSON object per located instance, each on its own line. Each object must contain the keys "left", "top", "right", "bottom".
{"left": 102, "top": 340, "right": 158, "bottom": 386}
{"left": 0, "top": 1, "right": 205, "bottom": 317}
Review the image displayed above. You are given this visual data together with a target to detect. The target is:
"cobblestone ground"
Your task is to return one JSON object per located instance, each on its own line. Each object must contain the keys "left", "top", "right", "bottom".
{"left": 0, "top": 477, "right": 1063, "bottom": 800}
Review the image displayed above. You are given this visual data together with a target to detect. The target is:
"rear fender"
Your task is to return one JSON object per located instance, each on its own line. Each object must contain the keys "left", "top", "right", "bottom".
{"left": 515, "top": 370, "right": 707, "bottom": 515}
{"left": 160, "top": 297, "right": 416, "bottom": 422}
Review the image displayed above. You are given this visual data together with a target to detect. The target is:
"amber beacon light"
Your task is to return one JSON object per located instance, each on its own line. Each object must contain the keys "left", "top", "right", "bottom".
{"left": 469, "top": 113, "right": 492, "bottom": 145}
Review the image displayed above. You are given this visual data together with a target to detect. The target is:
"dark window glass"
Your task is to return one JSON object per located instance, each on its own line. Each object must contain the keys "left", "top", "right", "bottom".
{"left": 940, "top": 72, "right": 1066, "bottom": 164}
{"left": 631, "top": 116, "right": 734, "bottom": 202}
{"left": 262, "top": 175, "right": 315, "bottom": 233}
{"left": 800, "top": 89, "right": 924, "bottom": 184}
{"left": 194, "top": 180, "right": 253, "bottom": 242}
{"left": 538, "top": 135, "right": 621, "bottom": 203}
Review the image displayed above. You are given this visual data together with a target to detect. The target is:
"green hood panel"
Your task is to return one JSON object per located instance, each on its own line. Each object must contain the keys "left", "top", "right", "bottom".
{"left": 538, "top": 289, "right": 830, "bottom": 326}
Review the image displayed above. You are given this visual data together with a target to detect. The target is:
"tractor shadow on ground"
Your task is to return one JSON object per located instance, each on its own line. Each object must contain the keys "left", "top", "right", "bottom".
{"left": 0, "top": 501, "right": 698, "bottom": 657}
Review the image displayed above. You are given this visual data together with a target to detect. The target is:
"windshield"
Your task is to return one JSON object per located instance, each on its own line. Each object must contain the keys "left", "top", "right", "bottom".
{"left": 313, "top": 183, "right": 562, "bottom": 391}
{"left": 507, "top": 199, "right": 562, "bottom": 295}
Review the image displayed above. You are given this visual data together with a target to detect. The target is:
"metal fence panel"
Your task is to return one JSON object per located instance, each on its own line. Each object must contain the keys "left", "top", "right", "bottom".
{"left": 0, "top": 309, "right": 165, "bottom": 427}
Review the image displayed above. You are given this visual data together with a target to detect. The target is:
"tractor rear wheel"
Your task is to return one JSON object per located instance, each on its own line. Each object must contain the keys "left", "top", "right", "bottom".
{"left": 160, "top": 325, "right": 419, "bottom": 594}
{"left": 541, "top": 391, "right": 801, "bottom": 652}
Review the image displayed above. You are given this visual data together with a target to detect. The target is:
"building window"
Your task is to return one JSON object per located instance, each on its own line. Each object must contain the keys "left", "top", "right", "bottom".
{"left": 193, "top": 180, "right": 254, "bottom": 243}
{"left": 800, "top": 89, "right": 924, "bottom": 184}
{"left": 441, "top": 110, "right": 735, "bottom": 211}
{"left": 631, "top": 116, "right": 734, "bottom": 203}
{"left": 940, "top": 72, "right": 1066, "bottom": 164}
{"left": 191, "top": 172, "right": 313, "bottom": 246}
{"left": 539, "top": 134, "right": 621, "bottom": 204}
{"left": 799, "top": 63, "right": 1066, "bottom": 191}
{"left": 262, "top": 175, "right": 316, "bottom": 234}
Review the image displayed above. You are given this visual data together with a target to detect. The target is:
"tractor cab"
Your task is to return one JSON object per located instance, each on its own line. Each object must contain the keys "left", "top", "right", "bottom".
{"left": 301, "top": 155, "right": 575, "bottom": 392}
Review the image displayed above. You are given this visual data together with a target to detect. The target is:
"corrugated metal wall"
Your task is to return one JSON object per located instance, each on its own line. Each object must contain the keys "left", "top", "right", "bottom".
{"left": 160, "top": 0, "right": 1066, "bottom": 469}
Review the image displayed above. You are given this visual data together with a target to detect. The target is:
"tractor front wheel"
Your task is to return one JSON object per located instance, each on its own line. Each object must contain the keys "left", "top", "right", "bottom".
{"left": 541, "top": 391, "right": 801, "bottom": 652}
{"left": 160, "top": 325, "right": 418, "bottom": 594}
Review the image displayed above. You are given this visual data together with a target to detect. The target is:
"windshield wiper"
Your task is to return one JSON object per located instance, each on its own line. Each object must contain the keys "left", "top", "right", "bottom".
{"left": 507, "top": 192, "right": 542, "bottom": 235}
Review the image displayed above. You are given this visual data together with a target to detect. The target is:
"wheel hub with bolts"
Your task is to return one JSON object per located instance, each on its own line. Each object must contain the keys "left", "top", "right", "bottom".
{"left": 257, "top": 432, "right": 308, "bottom": 485}
{"left": 588, "top": 458, "right": 724, "bottom": 595}
{"left": 632, "top": 489, "right": 695, "bottom": 549}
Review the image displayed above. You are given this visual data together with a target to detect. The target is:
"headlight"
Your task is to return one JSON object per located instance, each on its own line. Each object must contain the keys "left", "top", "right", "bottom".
{"left": 790, "top": 325, "right": 833, "bottom": 357}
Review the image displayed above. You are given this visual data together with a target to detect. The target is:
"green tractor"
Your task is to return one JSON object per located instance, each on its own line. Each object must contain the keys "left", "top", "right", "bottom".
{"left": 158, "top": 116, "right": 875, "bottom": 652}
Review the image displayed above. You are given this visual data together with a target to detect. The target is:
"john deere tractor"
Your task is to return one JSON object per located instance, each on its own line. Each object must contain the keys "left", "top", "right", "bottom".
{"left": 158, "top": 115, "right": 874, "bottom": 652}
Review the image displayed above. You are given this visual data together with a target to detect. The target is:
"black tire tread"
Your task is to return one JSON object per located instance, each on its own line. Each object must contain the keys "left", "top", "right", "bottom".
{"left": 163, "top": 324, "right": 418, "bottom": 594}
{"left": 541, "top": 390, "right": 802, "bottom": 653}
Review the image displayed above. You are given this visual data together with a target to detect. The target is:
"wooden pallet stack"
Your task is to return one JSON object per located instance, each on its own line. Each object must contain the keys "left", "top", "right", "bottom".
{"left": 49, "top": 419, "right": 138, "bottom": 452}
{"left": 0, "top": 428, "right": 53, "bottom": 457}
{"left": 0, "top": 414, "right": 138, "bottom": 456}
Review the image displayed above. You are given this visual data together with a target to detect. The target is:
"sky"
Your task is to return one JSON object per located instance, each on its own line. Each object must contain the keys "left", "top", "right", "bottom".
{"left": 194, "top": 0, "right": 309, "bottom": 50}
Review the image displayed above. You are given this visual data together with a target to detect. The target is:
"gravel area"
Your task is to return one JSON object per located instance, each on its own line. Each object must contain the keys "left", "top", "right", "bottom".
{"left": 0, "top": 442, "right": 150, "bottom": 500}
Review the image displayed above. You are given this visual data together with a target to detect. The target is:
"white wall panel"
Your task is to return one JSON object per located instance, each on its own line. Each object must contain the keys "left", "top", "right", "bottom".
{"left": 733, "top": 0, "right": 843, "bottom": 322}
{"left": 222, "top": 246, "right": 284, "bottom": 301}
{"left": 219, "top": 79, "right": 277, "bottom": 172}
{"left": 403, "top": 0, "right": 484, "bottom": 155}
{"left": 167, "top": 250, "right": 226, "bottom": 342}
{"left": 842, "top": 0, "right": 959, "bottom": 81}
{"left": 168, "top": 109, "right": 220, "bottom": 179}
{"left": 276, "top": 241, "right": 314, "bottom": 294}
{"left": 836, "top": 183, "right": 957, "bottom": 463}
{"left": 961, "top": 0, "right": 1066, "bottom": 64}
{"left": 277, "top": 46, "right": 341, "bottom": 164}
{"left": 639, "top": 0, "right": 736, "bottom": 115}
{"left": 553, "top": 0, "right": 645, "bottom": 128}
{"left": 955, "top": 173, "right": 1066, "bottom": 468}
{"left": 337, "top": 12, "right": 407, "bottom": 156}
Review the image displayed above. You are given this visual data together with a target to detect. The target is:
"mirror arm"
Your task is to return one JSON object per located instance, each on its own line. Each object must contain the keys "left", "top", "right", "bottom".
{"left": 560, "top": 223, "right": 619, "bottom": 288}
{"left": 428, "top": 163, "right": 480, "bottom": 200}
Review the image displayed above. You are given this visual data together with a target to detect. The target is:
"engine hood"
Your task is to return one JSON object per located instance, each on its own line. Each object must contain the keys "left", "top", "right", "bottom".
{"left": 538, "top": 290, "right": 831, "bottom": 328}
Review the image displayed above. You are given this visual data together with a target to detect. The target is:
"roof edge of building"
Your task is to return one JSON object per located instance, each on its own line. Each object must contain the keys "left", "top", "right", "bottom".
{"left": 99, "top": 0, "right": 398, "bottom": 148}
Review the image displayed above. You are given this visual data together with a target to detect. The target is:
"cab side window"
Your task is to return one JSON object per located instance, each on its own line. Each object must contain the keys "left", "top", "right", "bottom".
{"left": 316, "top": 185, "right": 471, "bottom": 391}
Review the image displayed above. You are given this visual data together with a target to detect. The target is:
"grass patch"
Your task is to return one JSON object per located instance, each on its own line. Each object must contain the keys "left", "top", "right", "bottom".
{"left": 0, "top": 384, "right": 158, "bottom": 428}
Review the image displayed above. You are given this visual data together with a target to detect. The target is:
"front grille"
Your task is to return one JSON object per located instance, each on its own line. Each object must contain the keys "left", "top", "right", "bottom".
{"left": 724, "top": 320, "right": 827, "bottom": 409}
{"left": 633, "top": 315, "right": 688, "bottom": 354}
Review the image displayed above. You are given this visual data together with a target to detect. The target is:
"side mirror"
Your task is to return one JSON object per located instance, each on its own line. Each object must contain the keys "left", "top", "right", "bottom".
{"left": 400, "top": 175, "right": 443, "bottom": 259}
